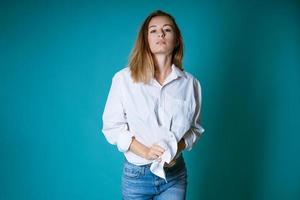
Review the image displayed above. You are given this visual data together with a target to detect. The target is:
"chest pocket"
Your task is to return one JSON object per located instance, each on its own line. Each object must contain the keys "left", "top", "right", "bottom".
{"left": 164, "top": 93, "right": 194, "bottom": 138}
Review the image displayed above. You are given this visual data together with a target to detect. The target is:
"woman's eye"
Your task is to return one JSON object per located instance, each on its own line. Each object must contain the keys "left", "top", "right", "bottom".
{"left": 164, "top": 29, "right": 172, "bottom": 32}
{"left": 150, "top": 30, "right": 156, "bottom": 33}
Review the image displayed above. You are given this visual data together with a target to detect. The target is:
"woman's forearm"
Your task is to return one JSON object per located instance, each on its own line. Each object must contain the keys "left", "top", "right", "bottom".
{"left": 129, "top": 137, "right": 186, "bottom": 161}
{"left": 128, "top": 137, "right": 149, "bottom": 159}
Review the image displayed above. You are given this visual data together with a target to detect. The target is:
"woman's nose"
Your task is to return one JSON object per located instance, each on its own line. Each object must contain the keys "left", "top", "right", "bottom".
{"left": 158, "top": 29, "right": 165, "bottom": 37}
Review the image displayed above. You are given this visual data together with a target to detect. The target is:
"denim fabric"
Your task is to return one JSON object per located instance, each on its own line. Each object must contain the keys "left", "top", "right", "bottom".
{"left": 121, "top": 155, "right": 187, "bottom": 200}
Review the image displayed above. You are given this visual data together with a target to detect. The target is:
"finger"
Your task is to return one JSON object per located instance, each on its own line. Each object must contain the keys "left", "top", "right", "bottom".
{"left": 151, "top": 149, "right": 164, "bottom": 157}
{"left": 148, "top": 152, "right": 158, "bottom": 160}
{"left": 152, "top": 145, "right": 165, "bottom": 153}
{"left": 153, "top": 144, "right": 165, "bottom": 150}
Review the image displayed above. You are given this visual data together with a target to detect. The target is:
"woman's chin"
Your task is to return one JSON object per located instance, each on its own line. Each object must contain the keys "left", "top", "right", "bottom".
{"left": 152, "top": 49, "right": 173, "bottom": 55}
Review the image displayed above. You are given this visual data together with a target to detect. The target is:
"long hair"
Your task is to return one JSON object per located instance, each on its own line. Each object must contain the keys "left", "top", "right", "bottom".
{"left": 128, "top": 10, "right": 184, "bottom": 84}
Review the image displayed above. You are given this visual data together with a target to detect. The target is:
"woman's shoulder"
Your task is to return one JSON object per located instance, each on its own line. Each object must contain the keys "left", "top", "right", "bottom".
{"left": 181, "top": 68, "right": 203, "bottom": 95}
{"left": 112, "top": 66, "right": 131, "bottom": 81}
{"left": 182, "top": 68, "right": 201, "bottom": 84}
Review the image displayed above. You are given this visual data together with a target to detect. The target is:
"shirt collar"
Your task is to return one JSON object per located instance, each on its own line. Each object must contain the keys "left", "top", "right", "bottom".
{"left": 171, "top": 63, "right": 187, "bottom": 79}
{"left": 150, "top": 64, "right": 186, "bottom": 87}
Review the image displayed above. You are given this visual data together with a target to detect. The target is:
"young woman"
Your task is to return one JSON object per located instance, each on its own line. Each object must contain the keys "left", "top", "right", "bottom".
{"left": 102, "top": 10, "right": 204, "bottom": 200}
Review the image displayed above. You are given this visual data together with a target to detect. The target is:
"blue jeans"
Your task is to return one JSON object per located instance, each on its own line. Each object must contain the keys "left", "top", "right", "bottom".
{"left": 121, "top": 155, "right": 187, "bottom": 200}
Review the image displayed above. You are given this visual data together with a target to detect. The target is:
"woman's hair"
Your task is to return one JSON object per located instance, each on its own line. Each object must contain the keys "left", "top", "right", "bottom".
{"left": 128, "top": 10, "right": 184, "bottom": 84}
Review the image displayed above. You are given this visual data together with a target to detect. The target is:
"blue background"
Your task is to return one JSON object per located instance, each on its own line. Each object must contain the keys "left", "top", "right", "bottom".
{"left": 1, "top": 1, "right": 300, "bottom": 199}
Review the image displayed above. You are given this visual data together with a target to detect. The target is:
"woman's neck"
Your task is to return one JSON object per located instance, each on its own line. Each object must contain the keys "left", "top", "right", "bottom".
{"left": 154, "top": 54, "right": 172, "bottom": 85}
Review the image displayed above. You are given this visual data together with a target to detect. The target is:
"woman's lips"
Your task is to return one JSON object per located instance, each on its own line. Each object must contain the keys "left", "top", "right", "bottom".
{"left": 156, "top": 41, "right": 166, "bottom": 44}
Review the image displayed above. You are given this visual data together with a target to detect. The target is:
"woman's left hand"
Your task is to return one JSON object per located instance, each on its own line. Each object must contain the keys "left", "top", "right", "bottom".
{"left": 163, "top": 138, "right": 186, "bottom": 167}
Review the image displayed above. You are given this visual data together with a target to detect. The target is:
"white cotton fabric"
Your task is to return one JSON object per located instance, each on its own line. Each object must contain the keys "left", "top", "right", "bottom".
{"left": 102, "top": 64, "right": 204, "bottom": 180}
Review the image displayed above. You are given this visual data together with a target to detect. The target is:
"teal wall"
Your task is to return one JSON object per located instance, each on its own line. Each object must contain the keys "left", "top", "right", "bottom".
{"left": 1, "top": 1, "right": 299, "bottom": 199}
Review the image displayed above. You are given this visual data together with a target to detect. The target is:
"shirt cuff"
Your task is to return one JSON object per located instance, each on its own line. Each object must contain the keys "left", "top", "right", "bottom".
{"left": 183, "top": 132, "right": 194, "bottom": 151}
{"left": 183, "top": 126, "right": 205, "bottom": 151}
{"left": 183, "top": 137, "right": 189, "bottom": 151}
{"left": 117, "top": 130, "right": 134, "bottom": 152}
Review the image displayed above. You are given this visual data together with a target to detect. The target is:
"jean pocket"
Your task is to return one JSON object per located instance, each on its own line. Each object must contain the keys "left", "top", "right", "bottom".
{"left": 123, "top": 163, "right": 144, "bottom": 179}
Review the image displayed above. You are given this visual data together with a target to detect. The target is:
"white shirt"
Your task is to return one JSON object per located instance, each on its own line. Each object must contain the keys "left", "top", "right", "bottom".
{"left": 102, "top": 64, "right": 204, "bottom": 180}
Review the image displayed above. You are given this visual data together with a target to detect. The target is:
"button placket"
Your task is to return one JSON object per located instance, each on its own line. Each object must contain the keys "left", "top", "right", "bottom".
{"left": 157, "top": 86, "right": 164, "bottom": 126}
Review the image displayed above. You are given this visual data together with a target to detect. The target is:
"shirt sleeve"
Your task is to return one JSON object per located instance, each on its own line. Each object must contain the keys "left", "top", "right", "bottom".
{"left": 102, "top": 74, "right": 134, "bottom": 152}
{"left": 183, "top": 79, "right": 205, "bottom": 151}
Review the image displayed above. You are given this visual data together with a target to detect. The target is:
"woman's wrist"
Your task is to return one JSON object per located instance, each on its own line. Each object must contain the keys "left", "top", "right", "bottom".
{"left": 178, "top": 138, "right": 186, "bottom": 152}
{"left": 129, "top": 137, "right": 150, "bottom": 159}
{"left": 142, "top": 146, "right": 150, "bottom": 159}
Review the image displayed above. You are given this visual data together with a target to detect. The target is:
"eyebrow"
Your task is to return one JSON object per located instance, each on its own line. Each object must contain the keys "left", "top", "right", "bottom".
{"left": 148, "top": 24, "right": 173, "bottom": 29}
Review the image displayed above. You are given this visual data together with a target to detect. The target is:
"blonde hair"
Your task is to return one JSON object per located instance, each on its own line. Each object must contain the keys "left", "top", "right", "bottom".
{"left": 128, "top": 10, "right": 184, "bottom": 84}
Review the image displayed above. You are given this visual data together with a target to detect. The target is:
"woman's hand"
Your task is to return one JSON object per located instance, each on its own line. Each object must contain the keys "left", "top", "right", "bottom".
{"left": 129, "top": 137, "right": 185, "bottom": 163}
{"left": 144, "top": 144, "right": 165, "bottom": 161}
{"left": 164, "top": 138, "right": 186, "bottom": 167}
{"left": 129, "top": 137, "right": 165, "bottom": 161}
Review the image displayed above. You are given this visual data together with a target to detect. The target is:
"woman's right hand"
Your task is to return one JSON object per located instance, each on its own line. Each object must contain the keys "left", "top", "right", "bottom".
{"left": 129, "top": 137, "right": 165, "bottom": 162}
{"left": 144, "top": 144, "right": 165, "bottom": 161}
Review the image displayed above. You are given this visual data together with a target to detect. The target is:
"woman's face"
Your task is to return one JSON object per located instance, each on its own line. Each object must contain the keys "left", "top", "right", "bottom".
{"left": 147, "top": 16, "right": 177, "bottom": 56}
